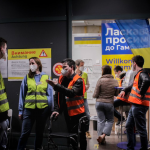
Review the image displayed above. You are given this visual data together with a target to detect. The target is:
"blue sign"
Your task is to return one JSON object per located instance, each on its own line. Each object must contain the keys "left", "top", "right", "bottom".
{"left": 102, "top": 23, "right": 133, "bottom": 55}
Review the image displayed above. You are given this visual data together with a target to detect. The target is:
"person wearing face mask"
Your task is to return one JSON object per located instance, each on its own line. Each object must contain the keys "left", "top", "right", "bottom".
{"left": 113, "top": 66, "right": 130, "bottom": 126}
{"left": 114, "top": 66, "right": 126, "bottom": 79}
{"left": 0, "top": 37, "right": 9, "bottom": 150}
{"left": 17, "top": 57, "right": 54, "bottom": 150}
{"left": 75, "top": 59, "right": 91, "bottom": 139}
{"left": 46, "top": 58, "right": 87, "bottom": 150}
{"left": 120, "top": 55, "right": 150, "bottom": 150}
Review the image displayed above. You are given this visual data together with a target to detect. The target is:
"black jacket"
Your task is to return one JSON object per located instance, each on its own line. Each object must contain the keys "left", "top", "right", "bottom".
{"left": 53, "top": 73, "right": 84, "bottom": 113}
{"left": 123, "top": 69, "right": 150, "bottom": 96}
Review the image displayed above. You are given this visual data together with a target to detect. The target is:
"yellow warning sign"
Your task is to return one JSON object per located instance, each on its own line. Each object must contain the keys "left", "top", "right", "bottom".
{"left": 8, "top": 48, "right": 51, "bottom": 60}
{"left": 39, "top": 50, "right": 48, "bottom": 57}
{"left": 8, "top": 48, "right": 51, "bottom": 81}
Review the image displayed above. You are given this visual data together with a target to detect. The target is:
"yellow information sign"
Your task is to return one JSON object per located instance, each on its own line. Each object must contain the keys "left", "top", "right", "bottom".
{"left": 8, "top": 48, "right": 51, "bottom": 81}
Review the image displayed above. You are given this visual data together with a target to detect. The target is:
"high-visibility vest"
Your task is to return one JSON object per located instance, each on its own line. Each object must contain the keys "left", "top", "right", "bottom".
{"left": 58, "top": 74, "right": 85, "bottom": 116}
{"left": 81, "top": 72, "right": 88, "bottom": 99}
{"left": 117, "top": 77, "right": 129, "bottom": 103}
{"left": 25, "top": 74, "right": 49, "bottom": 109}
{"left": 0, "top": 72, "right": 9, "bottom": 113}
{"left": 128, "top": 71, "right": 150, "bottom": 106}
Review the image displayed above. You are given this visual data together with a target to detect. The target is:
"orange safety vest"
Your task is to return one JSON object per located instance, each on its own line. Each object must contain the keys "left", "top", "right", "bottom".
{"left": 128, "top": 71, "right": 150, "bottom": 106}
{"left": 58, "top": 74, "right": 86, "bottom": 116}
{"left": 117, "top": 77, "right": 129, "bottom": 103}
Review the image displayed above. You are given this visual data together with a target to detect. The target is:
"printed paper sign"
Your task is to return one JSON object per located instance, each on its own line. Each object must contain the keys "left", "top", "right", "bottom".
{"left": 8, "top": 48, "right": 51, "bottom": 81}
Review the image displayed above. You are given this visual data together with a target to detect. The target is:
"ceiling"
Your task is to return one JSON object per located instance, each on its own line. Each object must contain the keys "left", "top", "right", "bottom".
{"left": 72, "top": 19, "right": 150, "bottom": 26}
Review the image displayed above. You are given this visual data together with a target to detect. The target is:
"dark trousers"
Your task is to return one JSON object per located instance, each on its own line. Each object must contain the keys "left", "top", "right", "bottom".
{"left": 84, "top": 99, "right": 90, "bottom": 131}
{"left": 114, "top": 99, "right": 130, "bottom": 120}
{"left": 64, "top": 111, "right": 87, "bottom": 150}
{"left": 17, "top": 107, "right": 50, "bottom": 150}
{"left": 126, "top": 104, "right": 149, "bottom": 150}
{"left": 0, "top": 119, "right": 9, "bottom": 149}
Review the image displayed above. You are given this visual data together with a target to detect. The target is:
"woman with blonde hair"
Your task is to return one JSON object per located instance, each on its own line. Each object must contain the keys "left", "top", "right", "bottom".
{"left": 17, "top": 57, "right": 54, "bottom": 150}
{"left": 93, "top": 65, "right": 119, "bottom": 144}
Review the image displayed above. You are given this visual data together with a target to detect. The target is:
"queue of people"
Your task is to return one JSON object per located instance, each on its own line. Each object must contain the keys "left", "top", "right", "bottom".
{"left": 93, "top": 55, "right": 150, "bottom": 150}
{"left": 0, "top": 36, "right": 150, "bottom": 150}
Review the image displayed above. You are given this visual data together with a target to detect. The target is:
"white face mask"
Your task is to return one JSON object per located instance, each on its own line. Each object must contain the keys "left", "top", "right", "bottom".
{"left": 79, "top": 66, "right": 84, "bottom": 72}
{"left": 61, "top": 69, "right": 68, "bottom": 76}
{"left": 115, "top": 74, "right": 117, "bottom": 78}
{"left": 131, "top": 64, "right": 136, "bottom": 71}
{"left": 1, "top": 51, "right": 7, "bottom": 60}
{"left": 30, "top": 65, "right": 37, "bottom": 72}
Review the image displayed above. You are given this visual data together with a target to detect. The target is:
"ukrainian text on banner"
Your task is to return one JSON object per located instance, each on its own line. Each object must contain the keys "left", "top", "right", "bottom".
{"left": 102, "top": 23, "right": 134, "bottom": 76}
{"left": 116, "top": 19, "right": 150, "bottom": 68}
{"left": 8, "top": 48, "right": 51, "bottom": 81}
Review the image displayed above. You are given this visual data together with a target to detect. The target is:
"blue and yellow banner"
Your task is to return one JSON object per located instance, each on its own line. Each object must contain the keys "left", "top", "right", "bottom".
{"left": 102, "top": 23, "right": 132, "bottom": 55}
{"left": 116, "top": 19, "right": 150, "bottom": 68}
{"left": 102, "top": 54, "right": 133, "bottom": 74}
{"left": 74, "top": 36, "right": 101, "bottom": 44}
{"left": 102, "top": 23, "right": 134, "bottom": 77}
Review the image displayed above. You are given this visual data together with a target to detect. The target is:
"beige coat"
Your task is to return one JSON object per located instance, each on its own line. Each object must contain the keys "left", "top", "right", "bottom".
{"left": 93, "top": 74, "right": 119, "bottom": 104}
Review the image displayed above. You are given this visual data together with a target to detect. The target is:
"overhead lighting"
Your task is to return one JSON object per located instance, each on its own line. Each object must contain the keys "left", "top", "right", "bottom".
{"left": 72, "top": 21, "right": 84, "bottom": 24}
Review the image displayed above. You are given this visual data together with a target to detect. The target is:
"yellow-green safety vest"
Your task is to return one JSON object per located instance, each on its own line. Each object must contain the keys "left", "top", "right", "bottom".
{"left": 81, "top": 72, "right": 88, "bottom": 99}
{"left": 0, "top": 72, "right": 9, "bottom": 113}
{"left": 25, "top": 74, "right": 49, "bottom": 109}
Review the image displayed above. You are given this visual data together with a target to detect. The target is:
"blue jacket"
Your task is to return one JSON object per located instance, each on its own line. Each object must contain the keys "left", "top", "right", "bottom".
{"left": 18, "top": 72, "right": 54, "bottom": 115}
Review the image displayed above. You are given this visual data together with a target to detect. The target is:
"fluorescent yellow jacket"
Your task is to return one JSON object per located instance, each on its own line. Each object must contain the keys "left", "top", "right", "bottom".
{"left": 82, "top": 72, "right": 88, "bottom": 99}
{"left": 0, "top": 72, "right": 9, "bottom": 113}
{"left": 25, "top": 74, "right": 49, "bottom": 109}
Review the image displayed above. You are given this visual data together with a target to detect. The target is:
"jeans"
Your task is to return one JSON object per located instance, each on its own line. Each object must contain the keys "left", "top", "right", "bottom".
{"left": 84, "top": 99, "right": 90, "bottom": 131}
{"left": 17, "top": 107, "right": 50, "bottom": 150}
{"left": 126, "top": 104, "right": 149, "bottom": 150}
{"left": 114, "top": 99, "right": 130, "bottom": 121}
{"left": 95, "top": 102, "right": 114, "bottom": 136}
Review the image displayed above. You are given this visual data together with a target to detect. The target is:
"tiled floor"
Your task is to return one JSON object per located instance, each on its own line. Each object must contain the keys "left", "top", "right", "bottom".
{"left": 10, "top": 121, "right": 141, "bottom": 150}
{"left": 87, "top": 131, "right": 126, "bottom": 150}
{"left": 87, "top": 121, "right": 140, "bottom": 150}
